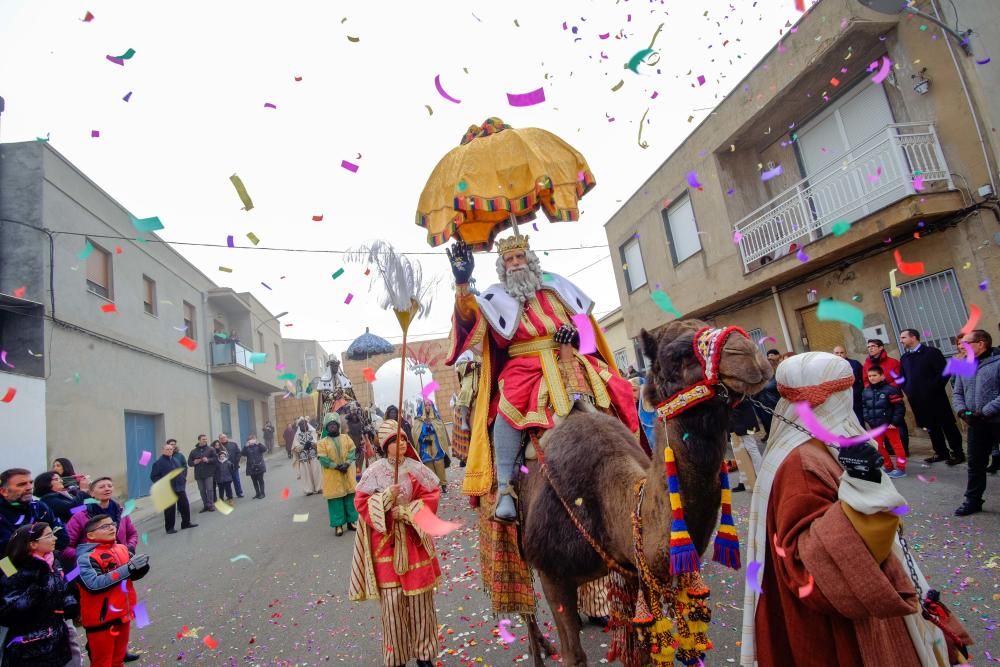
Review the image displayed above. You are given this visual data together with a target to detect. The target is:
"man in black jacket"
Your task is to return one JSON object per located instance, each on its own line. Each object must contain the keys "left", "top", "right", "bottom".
{"left": 189, "top": 435, "right": 218, "bottom": 512}
{"left": 219, "top": 433, "right": 244, "bottom": 498}
{"left": 150, "top": 441, "right": 198, "bottom": 534}
{"left": 0, "top": 468, "right": 69, "bottom": 554}
{"left": 899, "top": 329, "right": 965, "bottom": 465}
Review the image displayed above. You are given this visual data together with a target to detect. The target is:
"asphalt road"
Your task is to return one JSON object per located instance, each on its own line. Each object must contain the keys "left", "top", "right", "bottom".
{"left": 126, "top": 443, "right": 998, "bottom": 666}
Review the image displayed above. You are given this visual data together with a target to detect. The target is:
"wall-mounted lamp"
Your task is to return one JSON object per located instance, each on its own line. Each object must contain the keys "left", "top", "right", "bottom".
{"left": 911, "top": 68, "right": 930, "bottom": 95}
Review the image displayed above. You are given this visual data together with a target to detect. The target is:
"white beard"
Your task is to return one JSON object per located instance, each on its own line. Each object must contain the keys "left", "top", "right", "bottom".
{"left": 502, "top": 266, "right": 543, "bottom": 303}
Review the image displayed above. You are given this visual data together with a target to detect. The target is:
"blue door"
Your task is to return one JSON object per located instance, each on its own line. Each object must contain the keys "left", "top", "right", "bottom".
{"left": 124, "top": 413, "right": 156, "bottom": 498}
{"left": 220, "top": 402, "right": 232, "bottom": 438}
{"left": 237, "top": 399, "right": 254, "bottom": 445}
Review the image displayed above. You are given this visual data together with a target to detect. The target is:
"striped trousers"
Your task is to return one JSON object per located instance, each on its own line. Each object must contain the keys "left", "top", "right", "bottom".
{"left": 378, "top": 587, "right": 438, "bottom": 667}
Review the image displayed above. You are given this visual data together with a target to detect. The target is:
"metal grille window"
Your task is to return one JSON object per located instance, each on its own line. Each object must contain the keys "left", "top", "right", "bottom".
{"left": 613, "top": 348, "right": 629, "bottom": 372}
{"left": 746, "top": 328, "right": 765, "bottom": 345}
{"left": 882, "top": 269, "right": 967, "bottom": 355}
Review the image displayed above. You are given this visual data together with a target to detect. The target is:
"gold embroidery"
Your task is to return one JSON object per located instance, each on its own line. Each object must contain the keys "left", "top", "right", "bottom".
{"left": 509, "top": 337, "right": 559, "bottom": 357}
{"left": 498, "top": 377, "right": 552, "bottom": 428}
{"left": 540, "top": 349, "right": 572, "bottom": 416}
{"left": 520, "top": 300, "right": 541, "bottom": 337}
{"left": 527, "top": 296, "right": 559, "bottom": 335}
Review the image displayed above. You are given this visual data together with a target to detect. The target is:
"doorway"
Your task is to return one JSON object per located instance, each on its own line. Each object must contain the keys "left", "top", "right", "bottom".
{"left": 124, "top": 413, "right": 157, "bottom": 498}
{"left": 237, "top": 399, "right": 255, "bottom": 445}
{"left": 799, "top": 304, "right": 848, "bottom": 352}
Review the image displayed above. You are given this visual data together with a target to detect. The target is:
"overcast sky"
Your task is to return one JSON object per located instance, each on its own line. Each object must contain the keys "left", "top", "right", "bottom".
{"left": 0, "top": 0, "right": 803, "bottom": 378}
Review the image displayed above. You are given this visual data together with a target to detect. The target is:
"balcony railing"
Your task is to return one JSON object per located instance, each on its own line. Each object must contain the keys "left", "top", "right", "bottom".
{"left": 734, "top": 123, "right": 953, "bottom": 272}
{"left": 211, "top": 342, "right": 256, "bottom": 371}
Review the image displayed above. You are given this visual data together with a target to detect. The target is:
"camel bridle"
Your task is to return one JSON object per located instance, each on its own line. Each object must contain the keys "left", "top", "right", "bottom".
{"left": 654, "top": 326, "right": 750, "bottom": 422}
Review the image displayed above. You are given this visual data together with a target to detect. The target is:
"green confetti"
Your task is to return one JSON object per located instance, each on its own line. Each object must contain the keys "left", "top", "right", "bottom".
{"left": 122, "top": 499, "right": 136, "bottom": 517}
{"left": 650, "top": 289, "right": 682, "bottom": 318}
{"left": 141, "top": 533, "right": 149, "bottom": 545}
{"left": 130, "top": 215, "right": 164, "bottom": 232}
{"left": 248, "top": 352, "right": 267, "bottom": 364}
{"left": 277, "top": 372, "right": 297, "bottom": 381}
{"left": 78, "top": 240, "right": 94, "bottom": 261}
{"left": 457, "top": 180, "right": 468, "bottom": 192}
{"left": 84, "top": 498, "right": 98, "bottom": 504}
{"left": 229, "top": 554, "right": 253, "bottom": 563}
{"left": 817, "top": 298, "right": 863, "bottom": 330}
{"left": 627, "top": 48, "right": 656, "bottom": 73}
{"left": 113, "top": 47, "right": 136, "bottom": 60}
{"left": 831, "top": 220, "right": 851, "bottom": 236}
{"left": 332, "top": 268, "right": 345, "bottom": 280}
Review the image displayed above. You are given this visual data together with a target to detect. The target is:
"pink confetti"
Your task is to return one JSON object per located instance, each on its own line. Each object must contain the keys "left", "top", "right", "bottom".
{"left": 507, "top": 87, "right": 546, "bottom": 107}
{"left": 917, "top": 474, "right": 937, "bottom": 483}
{"left": 0, "top": 351, "right": 13, "bottom": 369}
{"left": 409, "top": 502, "right": 462, "bottom": 537}
{"left": 797, "top": 574, "right": 815, "bottom": 598}
{"left": 794, "top": 402, "right": 887, "bottom": 447}
{"left": 696, "top": 74, "right": 706, "bottom": 86}
{"left": 871, "top": 56, "right": 892, "bottom": 84}
{"left": 912, "top": 175, "right": 924, "bottom": 191}
{"left": 960, "top": 304, "right": 981, "bottom": 335}
{"left": 344, "top": 293, "right": 354, "bottom": 304}
{"left": 772, "top": 534, "right": 787, "bottom": 558}
{"left": 758, "top": 336, "right": 777, "bottom": 347}
{"left": 497, "top": 619, "right": 517, "bottom": 644}
{"left": 139, "top": 450, "right": 152, "bottom": 466}
{"left": 732, "top": 230, "right": 743, "bottom": 243}
{"left": 341, "top": 160, "right": 359, "bottom": 173}
{"left": 570, "top": 314, "right": 597, "bottom": 355}
{"left": 434, "top": 74, "right": 462, "bottom": 104}
{"left": 519, "top": 465, "right": 530, "bottom": 474}
{"left": 91, "top": 130, "right": 100, "bottom": 138}
{"left": 746, "top": 561, "right": 763, "bottom": 594}
{"left": 275, "top": 363, "right": 286, "bottom": 371}
{"left": 421, "top": 381, "right": 440, "bottom": 399}
{"left": 867, "top": 166, "right": 883, "bottom": 183}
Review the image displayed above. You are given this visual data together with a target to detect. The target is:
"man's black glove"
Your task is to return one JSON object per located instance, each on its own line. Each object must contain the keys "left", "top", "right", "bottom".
{"left": 838, "top": 443, "right": 884, "bottom": 483}
{"left": 553, "top": 323, "right": 581, "bottom": 348}
{"left": 446, "top": 239, "right": 475, "bottom": 285}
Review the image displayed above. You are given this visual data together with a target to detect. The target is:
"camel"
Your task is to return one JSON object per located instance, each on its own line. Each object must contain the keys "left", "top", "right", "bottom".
{"left": 513, "top": 319, "right": 773, "bottom": 666}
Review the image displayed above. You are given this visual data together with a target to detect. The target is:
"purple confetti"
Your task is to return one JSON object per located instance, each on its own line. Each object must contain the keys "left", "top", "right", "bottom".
{"left": 260, "top": 282, "right": 272, "bottom": 290}
{"left": 761, "top": 165, "right": 783, "bottom": 181}
{"left": 263, "top": 102, "right": 277, "bottom": 109}
{"left": 891, "top": 504, "right": 910, "bottom": 516}
{"left": 696, "top": 74, "right": 706, "bottom": 86}
{"left": 226, "top": 235, "right": 235, "bottom": 248}
{"left": 796, "top": 248, "right": 810, "bottom": 262}
{"left": 65, "top": 566, "right": 80, "bottom": 582}
{"left": 134, "top": 601, "right": 151, "bottom": 628}
{"left": 70, "top": 504, "right": 87, "bottom": 515}
{"left": 746, "top": 561, "right": 763, "bottom": 594}
{"left": 90, "top": 130, "right": 100, "bottom": 138}
{"left": 340, "top": 160, "right": 359, "bottom": 173}
{"left": 686, "top": 171, "right": 703, "bottom": 189}
{"left": 979, "top": 279, "right": 989, "bottom": 291}
{"left": 344, "top": 293, "right": 354, "bottom": 305}
{"left": 122, "top": 91, "right": 132, "bottom": 102}
{"left": 106, "top": 55, "right": 125, "bottom": 66}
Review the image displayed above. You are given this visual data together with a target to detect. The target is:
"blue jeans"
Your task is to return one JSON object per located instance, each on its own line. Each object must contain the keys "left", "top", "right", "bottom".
{"left": 231, "top": 464, "right": 244, "bottom": 496}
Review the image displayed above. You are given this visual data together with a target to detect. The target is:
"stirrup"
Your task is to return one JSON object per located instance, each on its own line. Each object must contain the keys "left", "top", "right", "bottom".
{"left": 492, "top": 487, "right": 519, "bottom": 525}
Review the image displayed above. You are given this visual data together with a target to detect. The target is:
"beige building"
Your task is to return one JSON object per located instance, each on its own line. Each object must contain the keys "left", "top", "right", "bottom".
{"left": 598, "top": 307, "right": 638, "bottom": 374}
{"left": 281, "top": 338, "right": 331, "bottom": 394}
{"left": 606, "top": 0, "right": 999, "bottom": 365}
{"left": 0, "top": 141, "right": 322, "bottom": 498}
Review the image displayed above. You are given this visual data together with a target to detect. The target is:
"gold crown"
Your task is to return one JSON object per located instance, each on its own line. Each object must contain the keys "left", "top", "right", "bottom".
{"left": 496, "top": 234, "right": 530, "bottom": 255}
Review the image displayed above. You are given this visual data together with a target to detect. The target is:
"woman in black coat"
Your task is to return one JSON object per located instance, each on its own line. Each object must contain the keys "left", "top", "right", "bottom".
{"left": 0, "top": 522, "right": 78, "bottom": 667}
{"left": 32, "top": 472, "right": 86, "bottom": 524}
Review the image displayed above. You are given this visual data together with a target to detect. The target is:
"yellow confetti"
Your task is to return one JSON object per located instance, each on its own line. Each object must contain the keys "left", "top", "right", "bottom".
{"left": 246, "top": 232, "right": 260, "bottom": 246}
{"left": 425, "top": 104, "right": 433, "bottom": 116}
{"left": 611, "top": 79, "right": 624, "bottom": 92}
{"left": 215, "top": 499, "right": 234, "bottom": 515}
{"left": 229, "top": 173, "right": 254, "bottom": 211}
{"left": 963, "top": 262, "right": 972, "bottom": 269}
{"left": 347, "top": 35, "right": 360, "bottom": 42}
{"left": 293, "top": 513, "right": 309, "bottom": 522}
{"left": 150, "top": 469, "right": 182, "bottom": 512}
{"left": 0, "top": 557, "right": 17, "bottom": 577}
{"left": 219, "top": 266, "right": 233, "bottom": 273}
{"left": 889, "top": 269, "right": 902, "bottom": 297}
{"left": 574, "top": 498, "right": 583, "bottom": 506}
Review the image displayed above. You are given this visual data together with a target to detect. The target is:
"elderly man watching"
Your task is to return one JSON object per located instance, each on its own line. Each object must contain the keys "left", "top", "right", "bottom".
{"left": 952, "top": 329, "right": 1000, "bottom": 516}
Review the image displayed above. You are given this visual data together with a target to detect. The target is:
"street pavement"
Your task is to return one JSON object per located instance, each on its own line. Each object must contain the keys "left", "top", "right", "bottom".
{"left": 126, "top": 443, "right": 998, "bottom": 666}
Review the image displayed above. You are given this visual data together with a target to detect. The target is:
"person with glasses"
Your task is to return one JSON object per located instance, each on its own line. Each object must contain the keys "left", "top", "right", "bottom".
{"left": 862, "top": 339, "right": 909, "bottom": 455}
{"left": 63, "top": 478, "right": 138, "bottom": 568}
{"left": 76, "top": 516, "right": 149, "bottom": 667}
{"left": 0, "top": 522, "right": 80, "bottom": 667}
{"left": 952, "top": 329, "right": 1000, "bottom": 516}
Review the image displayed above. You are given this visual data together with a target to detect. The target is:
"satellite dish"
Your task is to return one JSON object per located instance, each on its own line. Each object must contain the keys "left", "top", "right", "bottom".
{"left": 857, "top": 0, "right": 908, "bottom": 14}
{"left": 855, "top": 0, "right": 973, "bottom": 55}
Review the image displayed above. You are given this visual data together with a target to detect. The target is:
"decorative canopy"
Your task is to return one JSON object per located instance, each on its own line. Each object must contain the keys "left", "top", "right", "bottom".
{"left": 345, "top": 327, "right": 396, "bottom": 360}
{"left": 415, "top": 117, "right": 596, "bottom": 252}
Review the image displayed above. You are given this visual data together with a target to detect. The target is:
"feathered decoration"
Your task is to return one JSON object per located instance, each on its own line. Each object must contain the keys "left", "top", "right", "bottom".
{"left": 349, "top": 240, "right": 436, "bottom": 319}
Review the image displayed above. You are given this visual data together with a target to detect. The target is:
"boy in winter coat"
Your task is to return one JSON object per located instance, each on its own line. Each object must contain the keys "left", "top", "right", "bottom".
{"left": 77, "top": 514, "right": 149, "bottom": 667}
{"left": 862, "top": 366, "right": 907, "bottom": 477}
{"left": 214, "top": 442, "right": 234, "bottom": 501}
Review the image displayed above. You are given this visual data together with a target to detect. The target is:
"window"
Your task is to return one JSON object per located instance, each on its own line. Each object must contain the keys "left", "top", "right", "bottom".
{"left": 882, "top": 269, "right": 967, "bottom": 355}
{"left": 613, "top": 348, "right": 629, "bottom": 372}
{"left": 632, "top": 338, "right": 649, "bottom": 371}
{"left": 258, "top": 331, "right": 265, "bottom": 353}
{"left": 746, "top": 328, "right": 765, "bottom": 345}
{"left": 620, "top": 237, "right": 647, "bottom": 292}
{"left": 142, "top": 276, "right": 156, "bottom": 315}
{"left": 662, "top": 194, "right": 701, "bottom": 264}
{"left": 85, "top": 240, "right": 112, "bottom": 299}
{"left": 183, "top": 301, "right": 197, "bottom": 341}
{"left": 273, "top": 343, "right": 281, "bottom": 365}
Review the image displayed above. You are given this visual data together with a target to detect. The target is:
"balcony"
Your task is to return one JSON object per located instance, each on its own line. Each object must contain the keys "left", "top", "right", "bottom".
{"left": 734, "top": 123, "right": 954, "bottom": 272}
{"left": 210, "top": 342, "right": 280, "bottom": 394}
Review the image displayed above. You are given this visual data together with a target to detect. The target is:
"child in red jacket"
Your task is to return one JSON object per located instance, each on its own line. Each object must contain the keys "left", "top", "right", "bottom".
{"left": 76, "top": 514, "right": 149, "bottom": 667}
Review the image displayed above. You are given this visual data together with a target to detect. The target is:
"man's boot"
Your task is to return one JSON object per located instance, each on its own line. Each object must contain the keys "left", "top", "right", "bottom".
{"left": 495, "top": 487, "right": 517, "bottom": 522}
{"left": 492, "top": 418, "right": 521, "bottom": 523}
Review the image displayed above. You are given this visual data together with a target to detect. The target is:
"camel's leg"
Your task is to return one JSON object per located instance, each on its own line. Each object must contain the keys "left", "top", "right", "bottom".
{"left": 523, "top": 614, "right": 558, "bottom": 667}
{"left": 538, "top": 571, "right": 589, "bottom": 667}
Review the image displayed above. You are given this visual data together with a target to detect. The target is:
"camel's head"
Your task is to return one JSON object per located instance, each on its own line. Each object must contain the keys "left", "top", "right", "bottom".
{"left": 639, "top": 319, "right": 772, "bottom": 411}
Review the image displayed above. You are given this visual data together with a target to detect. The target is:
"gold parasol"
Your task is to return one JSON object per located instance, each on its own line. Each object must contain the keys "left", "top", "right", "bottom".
{"left": 416, "top": 117, "right": 596, "bottom": 252}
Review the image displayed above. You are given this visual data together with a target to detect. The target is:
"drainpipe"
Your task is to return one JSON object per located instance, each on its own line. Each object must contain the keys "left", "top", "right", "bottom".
{"left": 202, "top": 291, "right": 215, "bottom": 438}
{"left": 771, "top": 286, "right": 794, "bottom": 352}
